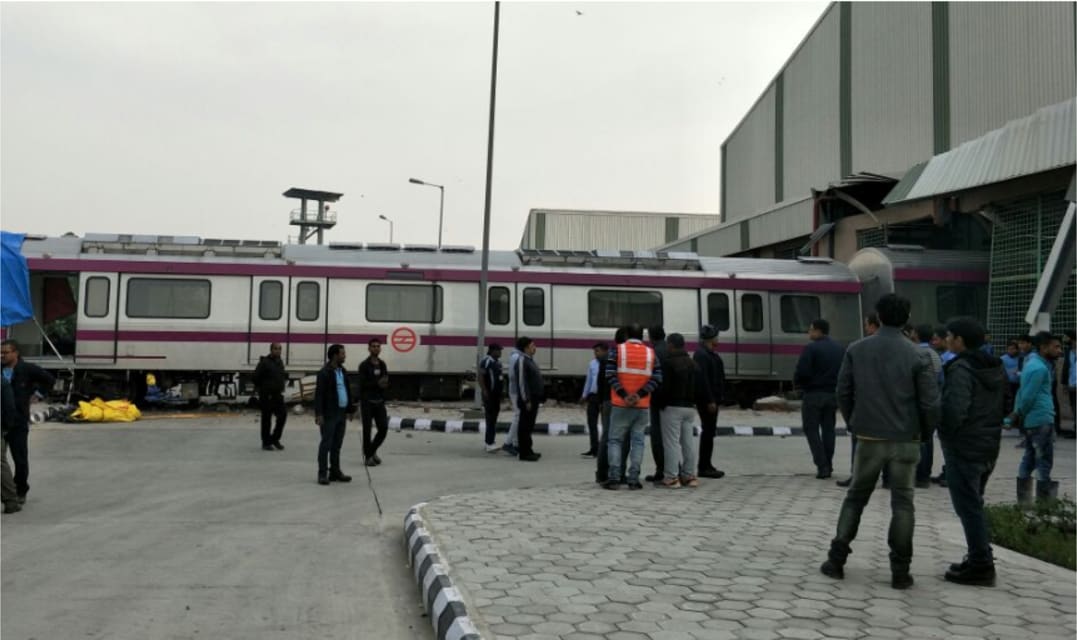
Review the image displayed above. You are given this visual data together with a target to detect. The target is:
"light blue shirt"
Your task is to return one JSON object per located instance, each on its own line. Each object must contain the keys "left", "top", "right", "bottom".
{"left": 1000, "top": 353, "right": 1020, "bottom": 384}
{"left": 334, "top": 367, "right": 348, "bottom": 408}
{"left": 940, "top": 350, "right": 957, "bottom": 365}
{"left": 581, "top": 358, "right": 600, "bottom": 399}
{"left": 1, "top": 367, "right": 11, "bottom": 383}
{"left": 1069, "top": 350, "right": 1076, "bottom": 388}
{"left": 507, "top": 350, "right": 521, "bottom": 399}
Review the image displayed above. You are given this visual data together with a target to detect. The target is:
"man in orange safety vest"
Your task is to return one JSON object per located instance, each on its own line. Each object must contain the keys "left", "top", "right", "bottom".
{"left": 602, "top": 323, "right": 663, "bottom": 490}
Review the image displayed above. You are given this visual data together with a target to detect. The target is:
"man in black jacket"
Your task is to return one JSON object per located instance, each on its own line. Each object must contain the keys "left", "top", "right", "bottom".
{"left": 513, "top": 336, "right": 544, "bottom": 462}
{"left": 939, "top": 318, "right": 1005, "bottom": 586}
{"left": 1, "top": 339, "right": 55, "bottom": 502}
{"left": 313, "top": 344, "right": 357, "bottom": 485}
{"left": 2, "top": 378, "right": 20, "bottom": 513}
{"left": 358, "top": 338, "right": 390, "bottom": 466}
{"left": 693, "top": 325, "right": 726, "bottom": 479}
{"left": 253, "top": 342, "right": 288, "bottom": 451}
{"left": 794, "top": 318, "right": 845, "bottom": 479}
{"left": 645, "top": 326, "right": 667, "bottom": 482}
{"left": 656, "top": 333, "right": 702, "bottom": 488}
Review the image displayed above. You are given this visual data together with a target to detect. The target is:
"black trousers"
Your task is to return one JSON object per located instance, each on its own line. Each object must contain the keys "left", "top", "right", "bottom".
{"left": 802, "top": 391, "right": 837, "bottom": 471}
{"left": 649, "top": 404, "right": 664, "bottom": 476}
{"left": 484, "top": 392, "right": 502, "bottom": 445}
{"left": 7, "top": 428, "right": 28, "bottom": 497}
{"left": 361, "top": 401, "right": 389, "bottom": 458}
{"left": 585, "top": 396, "right": 601, "bottom": 454}
{"left": 259, "top": 391, "right": 287, "bottom": 445}
{"left": 596, "top": 403, "right": 629, "bottom": 482}
{"left": 317, "top": 412, "right": 348, "bottom": 475}
{"left": 517, "top": 402, "right": 538, "bottom": 457}
{"left": 697, "top": 405, "right": 719, "bottom": 472}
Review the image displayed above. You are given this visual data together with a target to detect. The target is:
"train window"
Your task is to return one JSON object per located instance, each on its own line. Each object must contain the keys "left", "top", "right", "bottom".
{"left": 706, "top": 293, "right": 730, "bottom": 331}
{"left": 84, "top": 277, "right": 110, "bottom": 318}
{"left": 588, "top": 290, "right": 663, "bottom": 328}
{"left": 366, "top": 283, "right": 443, "bottom": 323}
{"left": 780, "top": 295, "right": 820, "bottom": 333}
{"left": 489, "top": 287, "right": 510, "bottom": 325}
{"left": 296, "top": 281, "right": 320, "bottom": 321}
{"left": 741, "top": 294, "right": 764, "bottom": 332}
{"left": 259, "top": 281, "right": 283, "bottom": 321}
{"left": 936, "top": 285, "right": 986, "bottom": 323}
{"left": 126, "top": 278, "right": 211, "bottom": 319}
{"left": 522, "top": 288, "right": 545, "bottom": 326}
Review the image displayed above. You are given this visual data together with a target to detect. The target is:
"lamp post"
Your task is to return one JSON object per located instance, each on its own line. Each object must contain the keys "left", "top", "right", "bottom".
{"left": 378, "top": 214, "right": 394, "bottom": 243}
{"left": 475, "top": 1, "right": 500, "bottom": 408}
{"left": 408, "top": 177, "right": 445, "bottom": 249}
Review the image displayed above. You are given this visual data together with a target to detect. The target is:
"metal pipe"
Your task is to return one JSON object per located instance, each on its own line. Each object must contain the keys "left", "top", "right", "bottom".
{"left": 475, "top": 0, "right": 500, "bottom": 407}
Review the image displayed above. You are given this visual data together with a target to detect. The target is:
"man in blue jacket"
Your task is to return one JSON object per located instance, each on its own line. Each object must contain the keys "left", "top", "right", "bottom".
{"left": 314, "top": 344, "right": 357, "bottom": 485}
{"left": 794, "top": 318, "right": 845, "bottom": 479}
{"left": 1010, "top": 331, "right": 1061, "bottom": 504}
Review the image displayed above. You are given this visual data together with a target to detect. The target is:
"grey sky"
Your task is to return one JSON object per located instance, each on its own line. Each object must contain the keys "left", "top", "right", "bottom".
{"left": 1, "top": 1, "right": 827, "bottom": 249}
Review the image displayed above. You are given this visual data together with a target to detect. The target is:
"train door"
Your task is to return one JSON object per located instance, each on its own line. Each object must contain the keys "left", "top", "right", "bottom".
{"left": 248, "top": 277, "right": 288, "bottom": 365}
{"left": 734, "top": 290, "right": 772, "bottom": 376}
{"left": 698, "top": 289, "right": 736, "bottom": 370}
{"left": 517, "top": 284, "right": 553, "bottom": 370}
{"left": 287, "top": 277, "right": 328, "bottom": 367}
{"left": 75, "top": 272, "right": 118, "bottom": 364}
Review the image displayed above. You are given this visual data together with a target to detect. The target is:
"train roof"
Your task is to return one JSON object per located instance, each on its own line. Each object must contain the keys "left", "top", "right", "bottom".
{"left": 14, "top": 232, "right": 859, "bottom": 284}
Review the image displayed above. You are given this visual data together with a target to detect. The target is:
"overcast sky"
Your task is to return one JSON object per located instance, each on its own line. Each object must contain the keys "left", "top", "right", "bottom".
{"left": 2, "top": 1, "right": 827, "bottom": 250}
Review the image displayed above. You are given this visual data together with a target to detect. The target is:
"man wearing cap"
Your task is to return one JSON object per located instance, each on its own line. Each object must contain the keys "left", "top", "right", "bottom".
{"left": 694, "top": 325, "right": 726, "bottom": 479}
{"left": 479, "top": 343, "right": 504, "bottom": 453}
{"left": 603, "top": 324, "right": 662, "bottom": 490}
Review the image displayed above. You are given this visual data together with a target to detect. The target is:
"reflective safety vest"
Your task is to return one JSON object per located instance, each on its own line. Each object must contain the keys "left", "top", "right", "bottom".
{"left": 611, "top": 341, "right": 656, "bottom": 408}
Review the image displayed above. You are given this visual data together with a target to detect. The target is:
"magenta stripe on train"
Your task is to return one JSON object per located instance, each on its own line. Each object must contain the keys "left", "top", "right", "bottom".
{"left": 75, "top": 330, "right": 805, "bottom": 355}
{"left": 29, "top": 257, "right": 861, "bottom": 294}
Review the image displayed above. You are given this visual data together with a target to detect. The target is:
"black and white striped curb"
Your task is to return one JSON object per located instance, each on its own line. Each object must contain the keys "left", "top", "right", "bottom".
{"left": 389, "top": 416, "right": 849, "bottom": 438}
{"left": 405, "top": 504, "right": 482, "bottom": 640}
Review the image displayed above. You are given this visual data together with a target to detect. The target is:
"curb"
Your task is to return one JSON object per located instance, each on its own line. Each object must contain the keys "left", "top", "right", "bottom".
{"left": 405, "top": 504, "right": 483, "bottom": 640}
{"left": 389, "top": 417, "right": 850, "bottom": 438}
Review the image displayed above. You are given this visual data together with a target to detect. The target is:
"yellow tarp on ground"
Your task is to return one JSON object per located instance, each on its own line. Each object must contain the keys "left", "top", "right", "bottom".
{"left": 70, "top": 398, "right": 142, "bottom": 423}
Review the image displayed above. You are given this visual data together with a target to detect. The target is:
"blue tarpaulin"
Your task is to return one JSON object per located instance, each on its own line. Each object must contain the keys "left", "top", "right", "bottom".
{"left": 1, "top": 231, "right": 33, "bottom": 327}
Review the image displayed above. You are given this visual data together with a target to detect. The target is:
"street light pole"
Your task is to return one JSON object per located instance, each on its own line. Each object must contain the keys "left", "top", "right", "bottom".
{"left": 378, "top": 214, "right": 394, "bottom": 243}
{"left": 408, "top": 177, "right": 445, "bottom": 249}
{"left": 475, "top": 1, "right": 500, "bottom": 407}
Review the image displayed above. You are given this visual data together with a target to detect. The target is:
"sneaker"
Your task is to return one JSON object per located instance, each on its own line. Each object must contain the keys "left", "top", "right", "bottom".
{"left": 627, "top": 481, "right": 644, "bottom": 490}
{"left": 681, "top": 475, "right": 700, "bottom": 488}
{"left": 329, "top": 471, "right": 352, "bottom": 483}
{"left": 820, "top": 560, "right": 844, "bottom": 580}
{"left": 835, "top": 477, "right": 852, "bottom": 487}
{"left": 891, "top": 573, "right": 914, "bottom": 590}
{"left": 699, "top": 468, "right": 725, "bottom": 479}
{"left": 485, "top": 443, "right": 500, "bottom": 453}
{"left": 272, "top": 442, "right": 285, "bottom": 450}
{"left": 944, "top": 563, "right": 996, "bottom": 587}
{"left": 660, "top": 478, "right": 681, "bottom": 489}
{"left": 502, "top": 443, "right": 519, "bottom": 456}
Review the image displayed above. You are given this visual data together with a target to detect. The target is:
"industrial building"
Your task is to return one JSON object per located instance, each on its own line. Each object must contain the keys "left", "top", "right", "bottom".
{"left": 658, "top": 1, "right": 1076, "bottom": 339}
{"left": 518, "top": 209, "right": 719, "bottom": 251}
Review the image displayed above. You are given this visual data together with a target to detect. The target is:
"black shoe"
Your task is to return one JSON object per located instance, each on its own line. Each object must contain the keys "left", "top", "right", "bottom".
{"left": 836, "top": 477, "right": 852, "bottom": 487}
{"left": 519, "top": 453, "right": 541, "bottom": 462}
{"left": 628, "top": 482, "right": 643, "bottom": 490}
{"left": 945, "top": 563, "right": 996, "bottom": 587}
{"left": 318, "top": 474, "right": 330, "bottom": 485}
{"left": 262, "top": 444, "right": 274, "bottom": 451}
{"left": 816, "top": 468, "right": 832, "bottom": 479}
{"left": 365, "top": 457, "right": 377, "bottom": 467}
{"left": 699, "top": 468, "right": 725, "bottom": 479}
{"left": 820, "top": 560, "right": 844, "bottom": 580}
{"left": 644, "top": 474, "right": 659, "bottom": 482}
{"left": 915, "top": 479, "right": 931, "bottom": 489}
{"left": 892, "top": 573, "right": 914, "bottom": 590}
{"left": 3, "top": 502, "right": 21, "bottom": 514}
{"left": 16, "top": 494, "right": 26, "bottom": 505}
{"left": 329, "top": 471, "right": 352, "bottom": 482}
{"left": 372, "top": 455, "right": 382, "bottom": 465}
{"left": 580, "top": 450, "right": 596, "bottom": 457}
{"left": 602, "top": 479, "right": 619, "bottom": 490}
{"left": 272, "top": 442, "right": 285, "bottom": 450}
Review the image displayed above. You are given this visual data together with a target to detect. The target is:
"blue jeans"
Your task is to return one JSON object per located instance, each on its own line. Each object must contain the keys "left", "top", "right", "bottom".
{"left": 608, "top": 406, "right": 649, "bottom": 484}
{"left": 1017, "top": 425, "right": 1054, "bottom": 481}
{"left": 943, "top": 450, "right": 995, "bottom": 566}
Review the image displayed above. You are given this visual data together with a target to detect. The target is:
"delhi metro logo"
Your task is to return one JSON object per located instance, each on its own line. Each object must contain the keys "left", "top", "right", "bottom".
{"left": 391, "top": 327, "right": 417, "bottom": 353}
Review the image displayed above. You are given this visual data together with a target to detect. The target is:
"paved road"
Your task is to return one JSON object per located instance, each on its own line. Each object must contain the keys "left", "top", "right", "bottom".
{"left": 2, "top": 413, "right": 1073, "bottom": 639}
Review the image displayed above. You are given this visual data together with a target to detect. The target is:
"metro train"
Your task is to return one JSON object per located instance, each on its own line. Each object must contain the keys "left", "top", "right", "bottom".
{"left": 5, "top": 233, "right": 988, "bottom": 407}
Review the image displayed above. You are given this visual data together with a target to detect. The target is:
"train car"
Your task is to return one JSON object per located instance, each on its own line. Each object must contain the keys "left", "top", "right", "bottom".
{"left": 847, "top": 246, "right": 990, "bottom": 327}
{"left": 7, "top": 233, "right": 864, "bottom": 407}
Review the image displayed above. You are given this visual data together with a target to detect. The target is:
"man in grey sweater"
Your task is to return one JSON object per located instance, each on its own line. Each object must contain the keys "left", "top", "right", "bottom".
{"left": 820, "top": 294, "right": 940, "bottom": 590}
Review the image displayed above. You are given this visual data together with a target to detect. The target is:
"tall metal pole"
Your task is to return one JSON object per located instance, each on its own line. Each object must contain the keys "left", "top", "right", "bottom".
{"left": 438, "top": 185, "right": 445, "bottom": 249}
{"left": 475, "top": 0, "right": 500, "bottom": 404}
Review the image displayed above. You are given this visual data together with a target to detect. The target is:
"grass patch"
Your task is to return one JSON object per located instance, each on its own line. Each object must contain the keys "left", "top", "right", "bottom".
{"left": 985, "top": 497, "right": 1076, "bottom": 570}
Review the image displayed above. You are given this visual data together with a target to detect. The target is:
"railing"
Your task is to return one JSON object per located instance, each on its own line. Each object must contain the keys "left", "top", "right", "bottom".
{"left": 289, "top": 209, "right": 337, "bottom": 226}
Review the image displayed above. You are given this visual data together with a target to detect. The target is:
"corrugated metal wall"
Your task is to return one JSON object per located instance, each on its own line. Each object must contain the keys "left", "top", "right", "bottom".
{"left": 782, "top": 6, "right": 841, "bottom": 198}
{"left": 747, "top": 197, "right": 814, "bottom": 248}
{"left": 723, "top": 85, "right": 777, "bottom": 222}
{"left": 949, "top": 2, "right": 1077, "bottom": 148}
{"left": 677, "top": 215, "right": 723, "bottom": 235}
{"left": 527, "top": 212, "right": 721, "bottom": 251}
{"left": 696, "top": 224, "right": 744, "bottom": 256}
{"left": 849, "top": 2, "right": 933, "bottom": 175}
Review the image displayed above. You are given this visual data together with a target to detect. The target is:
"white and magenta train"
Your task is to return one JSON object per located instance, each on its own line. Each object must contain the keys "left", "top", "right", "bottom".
{"left": 6, "top": 234, "right": 988, "bottom": 406}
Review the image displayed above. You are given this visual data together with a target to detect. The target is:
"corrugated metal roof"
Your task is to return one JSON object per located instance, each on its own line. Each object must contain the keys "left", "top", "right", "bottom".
{"left": 884, "top": 98, "right": 1076, "bottom": 205}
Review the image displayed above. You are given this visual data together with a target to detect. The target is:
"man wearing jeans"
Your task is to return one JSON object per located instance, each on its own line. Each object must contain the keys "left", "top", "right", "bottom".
{"left": 603, "top": 324, "right": 662, "bottom": 491}
{"left": 657, "top": 333, "right": 699, "bottom": 488}
{"left": 938, "top": 318, "right": 1005, "bottom": 587}
{"left": 1011, "top": 331, "right": 1061, "bottom": 505}
{"left": 794, "top": 318, "right": 844, "bottom": 479}
{"left": 313, "top": 344, "right": 357, "bottom": 485}
{"left": 820, "top": 294, "right": 939, "bottom": 590}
